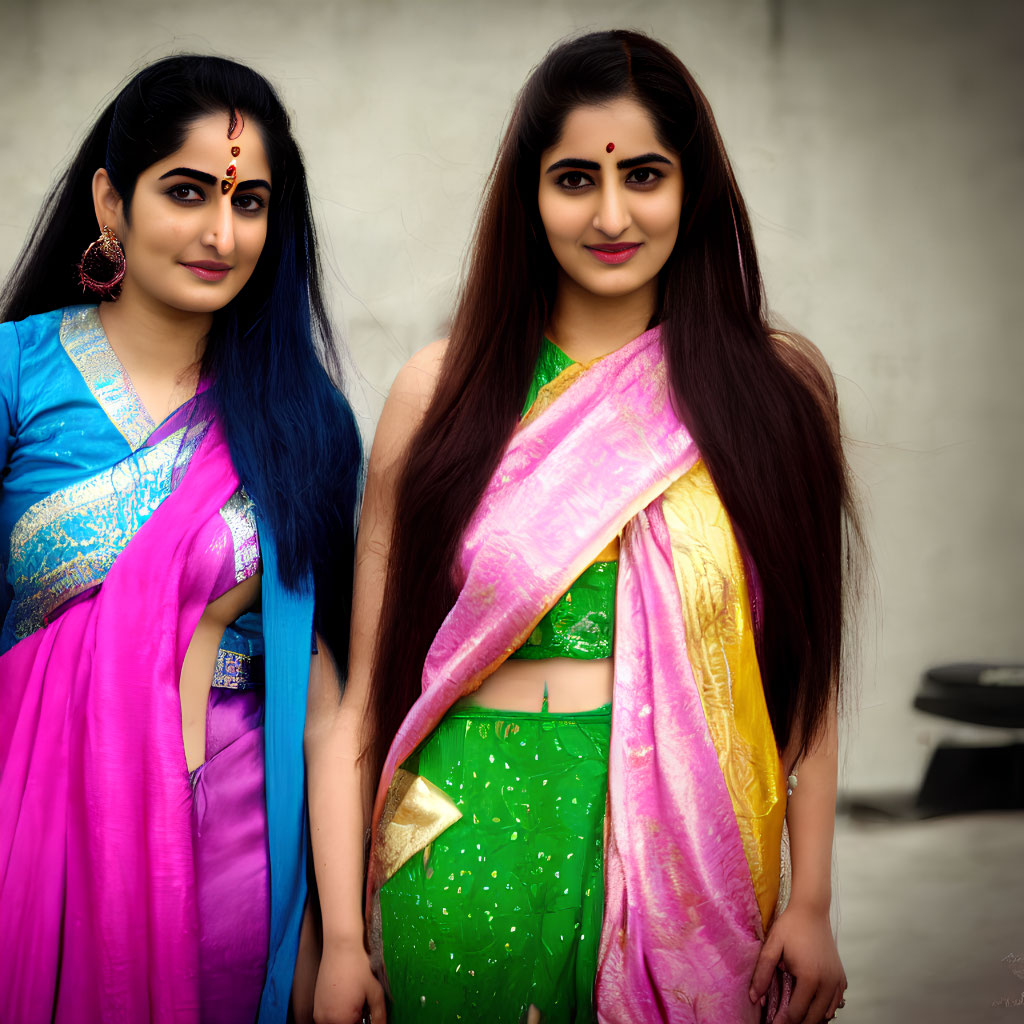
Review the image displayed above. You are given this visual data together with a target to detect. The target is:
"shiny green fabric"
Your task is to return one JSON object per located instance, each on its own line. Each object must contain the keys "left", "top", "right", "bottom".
{"left": 508, "top": 560, "right": 618, "bottom": 660}
{"left": 379, "top": 703, "right": 610, "bottom": 1023}
{"left": 513, "top": 339, "right": 617, "bottom": 662}
{"left": 521, "top": 337, "right": 574, "bottom": 416}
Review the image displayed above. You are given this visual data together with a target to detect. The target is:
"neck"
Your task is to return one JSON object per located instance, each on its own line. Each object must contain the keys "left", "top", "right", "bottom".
{"left": 547, "top": 273, "right": 657, "bottom": 363}
{"left": 98, "top": 285, "right": 210, "bottom": 380}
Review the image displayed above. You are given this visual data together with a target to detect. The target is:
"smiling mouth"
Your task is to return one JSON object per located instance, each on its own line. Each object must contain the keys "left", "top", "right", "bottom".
{"left": 181, "top": 261, "right": 231, "bottom": 282}
{"left": 584, "top": 243, "right": 642, "bottom": 265}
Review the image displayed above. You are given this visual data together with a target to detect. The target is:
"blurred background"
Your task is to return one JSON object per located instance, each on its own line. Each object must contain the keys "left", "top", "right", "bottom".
{"left": 1, "top": 0, "right": 1021, "bottom": 1019}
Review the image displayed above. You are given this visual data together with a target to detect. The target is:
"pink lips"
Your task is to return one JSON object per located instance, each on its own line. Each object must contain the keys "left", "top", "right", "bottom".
{"left": 584, "top": 242, "right": 642, "bottom": 265}
{"left": 181, "top": 261, "right": 231, "bottom": 282}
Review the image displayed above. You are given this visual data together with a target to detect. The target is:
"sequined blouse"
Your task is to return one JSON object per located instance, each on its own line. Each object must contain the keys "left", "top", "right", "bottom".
{"left": 0, "top": 306, "right": 263, "bottom": 687}
{"left": 507, "top": 338, "right": 617, "bottom": 661}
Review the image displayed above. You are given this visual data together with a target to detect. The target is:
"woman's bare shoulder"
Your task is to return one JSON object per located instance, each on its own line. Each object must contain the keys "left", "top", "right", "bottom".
{"left": 371, "top": 339, "right": 449, "bottom": 465}
{"left": 392, "top": 338, "right": 448, "bottom": 401}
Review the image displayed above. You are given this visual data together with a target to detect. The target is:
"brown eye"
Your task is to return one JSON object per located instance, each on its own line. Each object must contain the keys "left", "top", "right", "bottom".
{"left": 232, "top": 193, "right": 267, "bottom": 213}
{"left": 626, "top": 167, "right": 663, "bottom": 188}
{"left": 555, "top": 171, "right": 593, "bottom": 191}
{"left": 166, "top": 184, "right": 204, "bottom": 203}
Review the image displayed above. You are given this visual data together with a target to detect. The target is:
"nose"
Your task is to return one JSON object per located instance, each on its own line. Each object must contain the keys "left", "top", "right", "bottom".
{"left": 592, "top": 181, "right": 632, "bottom": 237}
{"left": 202, "top": 195, "right": 236, "bottom": 255}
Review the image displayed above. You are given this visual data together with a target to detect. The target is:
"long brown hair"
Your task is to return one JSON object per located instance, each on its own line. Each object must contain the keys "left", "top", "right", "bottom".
{"left": 366, "top": 30, "right": 860, "bottom": 778}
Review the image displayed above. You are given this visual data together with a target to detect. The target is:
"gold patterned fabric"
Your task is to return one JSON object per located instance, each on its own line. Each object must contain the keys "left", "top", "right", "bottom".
{"left": 376, "top": 768, "right": 464, "bottom": 886}
{"left": 59, "top": 306, "right": 155, "bottom": 449}
{"left": 661, "top": 462, "right": 785, "bottom": 928}
{"left": 8, "top": 429, "right": 185, "bottom": 640}
{"left": 218, "top": 488, "right": 260, "bottom": 584}
{"left": 210, "top": 647, "right": 254, "bottom": 690}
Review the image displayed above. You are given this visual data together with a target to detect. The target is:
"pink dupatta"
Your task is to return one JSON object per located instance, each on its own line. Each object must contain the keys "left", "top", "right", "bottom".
{"left": 368, "top": 327, "right": 775, "bottom": 1022}
{"left": 0, "top": 419, "right": 240, "bottom": 1023}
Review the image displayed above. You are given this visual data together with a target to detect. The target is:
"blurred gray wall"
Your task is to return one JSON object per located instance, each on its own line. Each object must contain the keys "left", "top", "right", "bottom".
{"left": 1, "top": 0, "right": 1021, "bottom": 793}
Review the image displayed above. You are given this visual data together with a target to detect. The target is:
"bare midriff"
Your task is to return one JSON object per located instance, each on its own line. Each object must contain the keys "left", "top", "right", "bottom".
{"left": 179, "top": 571, "right": 261, "bottom": 771}
{"left": 463, "top": 656, "right": 613, "bottom": 713}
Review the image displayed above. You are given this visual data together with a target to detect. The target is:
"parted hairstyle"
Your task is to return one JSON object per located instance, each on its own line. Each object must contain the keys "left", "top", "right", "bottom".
{"left": 0, "top": 55, "right": 361, "bottom": 665}
{"left": 367, "top": 29, "right": 861, "bottom": 778}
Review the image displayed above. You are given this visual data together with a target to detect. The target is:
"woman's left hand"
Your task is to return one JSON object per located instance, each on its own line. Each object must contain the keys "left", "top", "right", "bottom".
{"left": 748, "top": 901, "right": 847, "bottom": 1024}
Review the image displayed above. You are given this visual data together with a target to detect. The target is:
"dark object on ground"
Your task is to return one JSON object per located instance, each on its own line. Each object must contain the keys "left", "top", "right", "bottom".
{"left": 849, "top": 663, "right": 1024, "bottom": 820}
{"left": 911, "top": 662, "right": 1024, "bottom": 815}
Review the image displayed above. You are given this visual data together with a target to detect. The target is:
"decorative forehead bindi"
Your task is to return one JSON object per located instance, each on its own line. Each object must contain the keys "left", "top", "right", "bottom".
{"left": 222, "top": 108, "right": 245, "bottom": 195}
{"left": 606, "top": 142, "right": 615, "bottom": 153}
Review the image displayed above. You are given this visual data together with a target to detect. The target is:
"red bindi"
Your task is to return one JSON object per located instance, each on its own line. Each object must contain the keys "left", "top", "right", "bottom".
{"left": 606, "top": 142, "right": 615, "bottom": 153}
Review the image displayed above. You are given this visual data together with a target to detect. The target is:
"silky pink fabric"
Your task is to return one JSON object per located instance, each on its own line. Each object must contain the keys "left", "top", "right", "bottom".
{"left": 0, "top": 420, "right": 243, "bottom": 1023}
{"left": 597, "top": 501, "right": 762, "bottom": 1022}
{"left": 368, "top": 327, "right": 779, "bottom": 1021}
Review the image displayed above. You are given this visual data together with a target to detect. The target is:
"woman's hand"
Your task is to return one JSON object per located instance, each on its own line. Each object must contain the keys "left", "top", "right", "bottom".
{"left": 313, "top": 937, "right": 387, "bottom": 1024}
{"left": 748, "top": 902, "right": 847, "bottom": 1024}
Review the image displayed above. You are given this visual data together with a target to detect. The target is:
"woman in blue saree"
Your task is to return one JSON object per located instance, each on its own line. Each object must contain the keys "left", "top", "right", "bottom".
{"left": 0, "top": 56, "right": 360, "bottom": 1023}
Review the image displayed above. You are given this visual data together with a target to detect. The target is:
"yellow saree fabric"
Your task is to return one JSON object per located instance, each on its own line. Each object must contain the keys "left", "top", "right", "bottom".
{"left": 661, "top": 462, "right": 785, "bottom": 929}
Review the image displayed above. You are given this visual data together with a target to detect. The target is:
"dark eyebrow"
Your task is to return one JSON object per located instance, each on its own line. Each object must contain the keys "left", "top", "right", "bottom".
{"left": 544, "top": 153, "right": 674, "bottom": 174}
{"left": 235, "top": 179, "right": 272, "bottom": 192}
{"left": 157, "top": 170, "right": 272, "bottom": 193}
{"left": 545, "top": 157, "right": 600, "bottom": 173}
{"left": 617, "top": 152, "right": 673, "bottom": 170}
{"left": 158, "top": 167, "right": 217, "bottom": 185}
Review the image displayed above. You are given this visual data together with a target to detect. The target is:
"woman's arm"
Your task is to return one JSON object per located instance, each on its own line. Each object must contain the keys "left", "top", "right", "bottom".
{"left": 749, "top": 710, "right": 847, "bottom": 1024}
{"left": 304, "top": 639, "right": 381, "bottom": 1024}
{"left": 307, "top": 342, "right": 447, "bottom": 1024}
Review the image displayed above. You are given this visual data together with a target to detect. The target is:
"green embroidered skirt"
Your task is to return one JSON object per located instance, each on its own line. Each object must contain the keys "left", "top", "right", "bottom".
{"left": 379, "top": 702, "right": 611, "bottom": 1022}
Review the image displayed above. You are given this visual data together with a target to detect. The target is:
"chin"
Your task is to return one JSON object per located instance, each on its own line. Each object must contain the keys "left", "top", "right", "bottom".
{"left": 177, "top": 288, "right": 243, "bottom": 315}
{"left": 584, "top": 278, "right": 648, "bottom": 300}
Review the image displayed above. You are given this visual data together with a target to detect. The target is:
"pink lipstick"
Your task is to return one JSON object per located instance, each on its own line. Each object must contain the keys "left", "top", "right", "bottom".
{"left": 584, "top": 242, "right": 642, "bottom": 265}
{"left": 182, "top": 261, "right": 231, "bottom": 282}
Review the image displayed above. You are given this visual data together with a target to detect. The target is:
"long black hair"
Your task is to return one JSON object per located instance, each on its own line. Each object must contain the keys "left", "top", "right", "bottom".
{"left": 0, "top": 55, "right": 361, "bottom": 665}
{"left": 367, "top": 30, "right": 861, "bottom": 776}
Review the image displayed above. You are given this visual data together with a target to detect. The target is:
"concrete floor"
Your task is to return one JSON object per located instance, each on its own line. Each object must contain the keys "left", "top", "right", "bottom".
{"left": 834, "top": 809, "right": 1024, "bottom": 1023}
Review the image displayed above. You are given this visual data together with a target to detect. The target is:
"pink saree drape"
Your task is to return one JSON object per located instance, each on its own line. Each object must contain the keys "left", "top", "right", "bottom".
{"left": 368, "top": 327, "right": 780, "bottom": 1022}
{"left": 0, "top": 420, "right": 240, "bottom": 1022}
